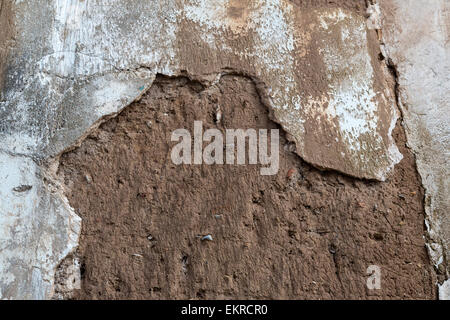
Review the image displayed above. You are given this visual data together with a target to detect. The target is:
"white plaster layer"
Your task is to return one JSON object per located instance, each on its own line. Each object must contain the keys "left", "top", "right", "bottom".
{"left": 378, "top": 0, "right": 450, "bottom": 285}
{"left": 439, "top": 279, "right": 450, "bottom": 300}
{"left": 0, "top": 0, "right": 400, "bottom": 179}
{"left": 0, "top": 0, "right": 403, "bottom": 299}
{"left": 0, "top": 152, "right": 81, "bottom": 299}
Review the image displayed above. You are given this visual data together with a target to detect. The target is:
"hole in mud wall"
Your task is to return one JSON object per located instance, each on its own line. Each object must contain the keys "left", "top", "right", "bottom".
{"left": 58, "top": 75, "right": 436, "bottom": 299}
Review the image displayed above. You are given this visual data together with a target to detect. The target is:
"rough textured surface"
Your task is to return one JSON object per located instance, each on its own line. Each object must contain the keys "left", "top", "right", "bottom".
{"left": 377, "top": 0, "right": 449, "bottom": 298}
{"left": 59, "top": 76, "right": 435, "bottom": 300}
{"left": 53, "top": 254, "right": 81, "bottom": 300}
{"left": 0, "top": 0, "right": 446, "bottom": 299}
{"left": 0, "top": 0, "right": 14, "bottom": 96}
{"left": 1, "top": 0, "right": 400, "bottom": 178}
{"left": 0, "top": 153, "right": 80, "bottom": 299}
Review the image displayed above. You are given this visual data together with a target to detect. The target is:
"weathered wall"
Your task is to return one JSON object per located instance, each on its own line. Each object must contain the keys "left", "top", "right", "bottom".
{"left": 0, "top": 154, "right": 80, "bottom": 299}
{"left": 0, "top": 0, "right": 447, "bottom": 299}
{"left": 376, "top": 0, "right": 449, "bottom": 299}
{"left": 59, "top": 75, "right": 436, "bottom": 299}
{"left": 0, "top": 0, "right": 14, "bottom": 96}
{"left": 1, "top": 0, "right": 400, "bottom": 179}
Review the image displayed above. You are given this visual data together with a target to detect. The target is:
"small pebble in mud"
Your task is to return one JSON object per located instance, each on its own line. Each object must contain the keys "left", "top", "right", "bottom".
{"left": 284, "top": 142, "right": 296, "bottom": 153}
{"left": 287, "top": 168, "right": 297, "bottom": 179}
{"left": 85, "top": 174, "right": 92, "bottom": 183}
{"left": 12, "top": 185, "right": 32, "bottom": 193}
{"left": 214, "top": 214, "right": 222, "bottom": 219}
{"left": 286, "top": 169, "right": 301, "bottom": 187}
{"left": 201, "top": 235, "right": 213, "bottom": 241}
{"left": 215, "top": 105, "right": 222, "bottom": 123}
{"left": 328, "top": 244, "right": 337, "bottom": 255}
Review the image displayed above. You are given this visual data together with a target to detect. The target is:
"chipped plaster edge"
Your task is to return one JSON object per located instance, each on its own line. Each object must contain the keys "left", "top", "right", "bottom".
{"left": 0, "top": 0, "right": 428, "bottom": 299}
{"left": 369, "top": 0, "right": 449, "bottom": 298}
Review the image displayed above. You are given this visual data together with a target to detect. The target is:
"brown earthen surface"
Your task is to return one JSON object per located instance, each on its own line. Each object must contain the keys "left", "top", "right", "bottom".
{"left": 289, "top": 0, "right": 368, "bottom": 14}
{"left": 0, "top": 0, "right": 14, "bottom": 95}
{"left": 58, "top": 75, "right": 436, "bottom": 299}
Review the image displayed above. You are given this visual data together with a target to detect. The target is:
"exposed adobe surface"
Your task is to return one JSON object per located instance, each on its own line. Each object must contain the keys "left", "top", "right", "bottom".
{"left": 0, "top": 0, "right": 14, "bottom": 95}
{"left": 58, "top": 75, "right": 436, "bottom": 299}
{"left": 289, "top": 0, "right": 368, "bottom": 15}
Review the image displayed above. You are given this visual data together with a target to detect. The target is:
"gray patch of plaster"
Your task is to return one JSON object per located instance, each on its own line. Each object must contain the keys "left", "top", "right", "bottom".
{"left": 1, "top": 0, "right": 403, "bottom": 298}
{"left": 377, "top": 0, "right": 450, "bottom": 298}
{"left": 0, "top": 152, "right": 80, "bottom": 299}
{"left": 1, "top": 0, "right": 400, "bottom": 177}
{"left": 439, "top": 279, "right": 450, "bottom": 300}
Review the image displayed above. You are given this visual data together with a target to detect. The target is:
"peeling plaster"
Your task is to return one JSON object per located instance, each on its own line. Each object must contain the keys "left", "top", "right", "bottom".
{"left": 1, "top": 0, "right": 400, "bottom": 178}
{"left": 0, "top": 0, "right": 409, "bottom": 299}
{"left": 0, "top": 152, "right": 80, "bottom": 299}
{"left": 377, "top": 0, "right": 450, "bottom": 298}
